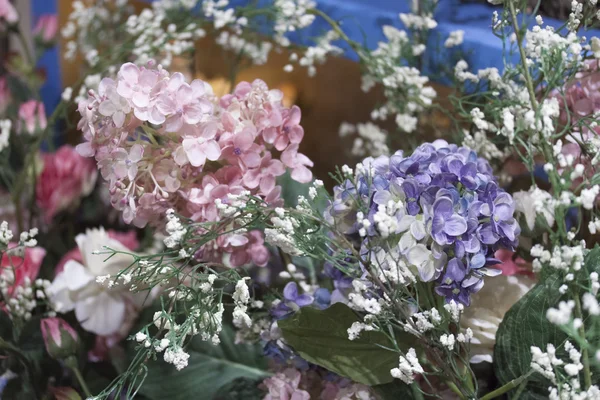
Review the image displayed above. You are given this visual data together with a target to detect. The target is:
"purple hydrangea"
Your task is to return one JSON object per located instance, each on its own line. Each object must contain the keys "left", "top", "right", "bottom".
{"left": 325, "top": 140, "right": 520, "bottom": 306}
{"left": 271, "top": 282, "right": 314, "bottom": 319}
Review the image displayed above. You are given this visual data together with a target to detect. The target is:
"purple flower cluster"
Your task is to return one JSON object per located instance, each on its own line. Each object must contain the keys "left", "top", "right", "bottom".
{"left": 326, "top": 140, "right": 520, "bottom": 306}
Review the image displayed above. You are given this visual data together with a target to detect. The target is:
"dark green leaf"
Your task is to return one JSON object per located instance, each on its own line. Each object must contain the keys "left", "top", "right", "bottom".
{"left": 212, "top": 376, "right": 264, "bottom": 400}
{"left": 278, "top": 303, "right": 406, "bottom": 385}
{"left": 494, "top": 274, "right": 568, "bottom": 400}
{"left": 494, "top": 246, "right": 600, "bottom": 399}
{"left": 138, "top": 325, "right": 268, "bottom": 400}
{"left": 373, "top": 380, "right": 417, "bottom": 400}
{"left": 0, "top": 310, "right": 13, "bottom": 340}
{"left": 17, "top": 315, "right": 46, "bottom": 366}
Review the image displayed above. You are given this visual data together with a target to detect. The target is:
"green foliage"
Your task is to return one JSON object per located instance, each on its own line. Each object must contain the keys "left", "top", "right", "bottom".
{"left": 494, "top": 246, "right": 600, "bottom": 399}
{"left": 373, "top": 380, "right": 420, "bottom": 400}
{"left": 212, "top": 376, "right": 265, "bottom": 400}
{"left": 0, "top": 311, "right": 13, "bottom": 340}
{"left": 278, "top": 303, "right": 405, "bottom": 386}
{"left": 277, "top": 171, "right": 326, "bottom": 210}
{"left": 137, "top": 325, "right": 268, "bottom": 400}
{"left": 493, "top": 273, "right": 566, "bottom": 399}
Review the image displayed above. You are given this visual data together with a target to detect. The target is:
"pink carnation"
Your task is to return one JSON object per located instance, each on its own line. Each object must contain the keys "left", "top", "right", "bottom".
{"left": 18, "top": 100, "right": 47, "bottom": 135}
{"left": 36, "top": 145, "right": 97, "bottom": 222}
{"left": 77, "top": 62, "right": 314, "bottom": 267}
{"left": 1, "top": 245, "right": 46, "bottom": 298}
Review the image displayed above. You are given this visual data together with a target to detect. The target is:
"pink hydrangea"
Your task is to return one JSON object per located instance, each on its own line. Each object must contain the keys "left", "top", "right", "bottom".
{"left": 557, "top": 60, "right": 600, "bottom": 135}
{"left": 36, "top": 145, "right": 97, "bottom": 222}
{"left": 18, "top": 100, "right": 47, "bottom": 135}
{"left": 262, "top": 368, "right": 310, "bottom": 400}
{"left": 77, "top": 62, "right": 313, "bottom": 267}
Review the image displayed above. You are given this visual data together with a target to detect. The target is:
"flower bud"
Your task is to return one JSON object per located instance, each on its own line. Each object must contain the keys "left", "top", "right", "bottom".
{"left": 40, "top": 317, "right": 79, "bottom": 360}
{"left": 50, "top": 386, "right": 81, "bottom": 400}
{"left": 0, "top": 0, "right": 18, "bottom": 26}
{"left": 18, "top": 100, "right": 47, "bottom": 135}
{"left": 33, "top": 15, "right": 58, "bottom": 45}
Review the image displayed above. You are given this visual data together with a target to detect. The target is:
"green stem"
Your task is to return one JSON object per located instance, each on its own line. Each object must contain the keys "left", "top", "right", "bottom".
{"left": 65, "top": 357, "right": 93, "bottom": 399}
{"left": 480, "top": 371, "right": 534, "bottom": 400}
{"left": 511, "top": 375, "right": 529, "bottom": 400}
{"left": 446, "top": 381, "right": 467, "bottom": 400}
{"left": 508, "top": 0, "right": 569, "bottom": 242}
{"left": 12, "top": 99, "right": 66, "bottom": 233}
{"left": 574, "top": 294, "right": 592, "bottom": 390}
{"left": 462, "top": 364, "right": 476, "bottom": 394}
{"left": 507, "top": 1, "right": 538, "bottom": 110}
{"left": 306, "top": 8, "right": 363, "bottom": 55}
{"left": 16, "top": 28, "right": 35, "bottom": 67}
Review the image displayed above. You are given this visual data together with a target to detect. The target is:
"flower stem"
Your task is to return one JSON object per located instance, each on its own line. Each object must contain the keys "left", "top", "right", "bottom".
{"left": 574, "top": 294, "right": 592, "bottom": 390}
{"left": 507, "top": 1, "right": 537, "bottom": 110}
{"left": 480, "top": 370, "right": 534, "bottom": 400}
{"left": 306, "top": 8, "right": 364, "bottom": 56}
{"left": 445, "top": 381, "right": 467, "bottom": 400}
{"left": 16, "top": 28, "right": 35, "bottom": 67}
{"left": 68, "top": 361, "right": 92, "bottom": 398}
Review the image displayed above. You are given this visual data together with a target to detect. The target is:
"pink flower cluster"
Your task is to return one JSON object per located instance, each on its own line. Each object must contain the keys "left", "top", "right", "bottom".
{"left": 558, "top": 60, "right": 600, "bottom": 134}
{"left": 263, "top": 369, "right": 310, "bottom": 400}
{"left": 36, "top": 145, "right": 97, "bottom": 222}
{"left": 77, "top": 62, "right": 313, "bottom": 267}
{"left": 262, "top": 368, "right": 373, "bottom": 400}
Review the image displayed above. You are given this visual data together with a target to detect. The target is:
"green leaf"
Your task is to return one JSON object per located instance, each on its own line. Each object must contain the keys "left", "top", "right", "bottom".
{"left": 0, "top": 310, "right": 13, "bottom": 340}
{"left": 278, "top": 303, "right": 405, "bottom": 386}
{"left": 373, "top": 380, "right": 418, "bottom": 400}
{"left": 212, "top": 377, "right": 265, "bottom": 400}
{"left": 138, "top": 325, "right": 268, "bottom": 400}
{"left": 277, "top": 171, "right": 309, "bottom": 208}
{"left": 277, "top": 171, "right": 326, "bottom": 210}
{"left": 494, "top": 274, "right": 568, "bottom": 400}
{"left": 494, "top": 246, "right": 600, "bottom": 399}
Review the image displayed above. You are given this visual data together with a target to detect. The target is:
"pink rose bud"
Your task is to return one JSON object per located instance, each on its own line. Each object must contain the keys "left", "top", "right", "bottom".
{"left": 50, "top": 387, "right": 81, "bottom": 400}
{"left": 0, "top": 0, "right": 18, "bottom": 25}
{"left": 40, "top": 317, "right": 80, "bottom": 360}
{"left": 33, "top": 14, "right": 58, "bottom": 44}
{"left": 18, "top": 100, "right": 47, "bottom": 135}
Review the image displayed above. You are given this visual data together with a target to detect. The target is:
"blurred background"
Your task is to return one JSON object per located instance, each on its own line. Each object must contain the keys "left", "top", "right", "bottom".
{"left": 0, "top": 0, "right": 580, "bottom": 187}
